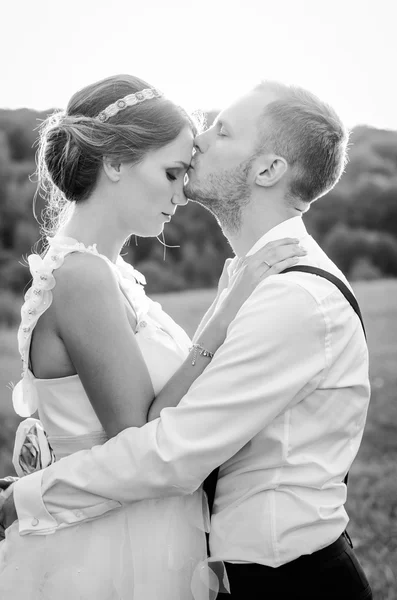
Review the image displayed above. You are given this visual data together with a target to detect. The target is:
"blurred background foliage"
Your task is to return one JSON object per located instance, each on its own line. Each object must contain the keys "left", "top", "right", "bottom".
{"left": 0, "top": 108, "right": 397, "bottom": 326}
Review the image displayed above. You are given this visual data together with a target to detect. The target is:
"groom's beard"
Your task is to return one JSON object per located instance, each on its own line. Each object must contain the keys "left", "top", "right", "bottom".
{"left": 184, "top": 158, "right": 253, "bottom": 235}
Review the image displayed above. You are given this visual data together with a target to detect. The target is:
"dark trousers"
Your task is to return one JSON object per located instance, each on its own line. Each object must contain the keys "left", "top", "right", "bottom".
{"left": 221, "top": 533, "right": 372, "bottom": 600}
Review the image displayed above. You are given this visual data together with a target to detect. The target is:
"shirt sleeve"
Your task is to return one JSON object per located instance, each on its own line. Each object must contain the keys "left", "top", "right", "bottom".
{"left": 15, "top": 277, "right": 328, "bottom": 535}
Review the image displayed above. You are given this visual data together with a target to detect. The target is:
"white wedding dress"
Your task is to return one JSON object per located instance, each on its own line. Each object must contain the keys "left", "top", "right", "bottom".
{"left": 0, "top": 236, "right": 220, "bottom": 599}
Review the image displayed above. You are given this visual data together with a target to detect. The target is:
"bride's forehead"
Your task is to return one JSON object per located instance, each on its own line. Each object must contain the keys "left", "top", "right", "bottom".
{"left": 149, "top": 128, "right": 194, "bottom": 161}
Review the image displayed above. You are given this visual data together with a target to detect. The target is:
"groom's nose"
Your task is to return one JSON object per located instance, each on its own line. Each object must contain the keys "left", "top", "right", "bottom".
{"left": 194, "top": 131, "right": 209, "bottom": 154}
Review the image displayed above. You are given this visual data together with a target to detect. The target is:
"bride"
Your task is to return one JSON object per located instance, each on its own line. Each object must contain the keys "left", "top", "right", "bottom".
{"left": 0, "top": 74, "right": 303, "bottom": 599}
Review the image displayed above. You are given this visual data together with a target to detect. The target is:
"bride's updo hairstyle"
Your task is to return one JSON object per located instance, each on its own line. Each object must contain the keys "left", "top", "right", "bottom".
{"left": 37, "top": 74, "right": 197, "bottom": 234}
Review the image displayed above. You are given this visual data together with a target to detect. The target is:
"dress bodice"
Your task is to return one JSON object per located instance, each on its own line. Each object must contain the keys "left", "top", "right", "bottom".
{"left": 12, "top": 236, "right": 191, "bottom": 458}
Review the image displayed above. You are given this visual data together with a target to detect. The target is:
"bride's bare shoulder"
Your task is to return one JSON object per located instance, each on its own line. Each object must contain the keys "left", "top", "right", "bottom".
{"left": 52, "top": 252, "right": 120, "bottom": 304}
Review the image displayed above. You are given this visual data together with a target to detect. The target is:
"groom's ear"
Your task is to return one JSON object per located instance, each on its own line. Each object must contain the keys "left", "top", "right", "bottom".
{"left": 254, "top": 155, "right": 288, "bottom": 188}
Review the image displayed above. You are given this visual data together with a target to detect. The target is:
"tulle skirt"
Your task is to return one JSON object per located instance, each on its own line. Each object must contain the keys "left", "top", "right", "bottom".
{"left": 0, "top": 489, "right": 227, "bottom": 599}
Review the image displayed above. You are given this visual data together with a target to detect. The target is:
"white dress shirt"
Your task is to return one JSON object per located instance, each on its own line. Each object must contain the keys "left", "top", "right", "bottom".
{"left": 14, "top": 216, "right": 370, "bottom": 567}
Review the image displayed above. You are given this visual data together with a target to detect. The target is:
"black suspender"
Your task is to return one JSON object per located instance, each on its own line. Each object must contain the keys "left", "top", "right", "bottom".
{"left": 203, "top": 266, "right": 366, "bottom": 530}
{"left": 282, "top": 266, "right": 366, "bottom": 340}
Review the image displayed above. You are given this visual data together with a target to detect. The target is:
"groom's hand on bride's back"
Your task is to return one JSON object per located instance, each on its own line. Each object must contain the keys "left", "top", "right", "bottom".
{"left": 0, "top": 478, "right": 17, "bottom": 491}
{"left": 0, "top": 477, "right": 19, "bottom": 540}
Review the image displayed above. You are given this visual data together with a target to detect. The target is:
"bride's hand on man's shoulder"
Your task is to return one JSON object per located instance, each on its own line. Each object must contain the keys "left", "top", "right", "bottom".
{"left": 212, "top": 238, "right": 307, "bottom": 326}
{"left": 237, "top": 237, "right": 307, "bottom": 283}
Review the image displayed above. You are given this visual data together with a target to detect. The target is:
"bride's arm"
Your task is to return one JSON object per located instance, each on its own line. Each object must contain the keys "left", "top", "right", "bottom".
{"left": 148, "top": 240, "right": 304, "bottom": 419}
{"left": 53, "top": 242, "right": 302, "bottom": 436}
{"left": 191, "top": 258, "right": 233, "bottom": 344}
{"left": 147, "top": 321, "right": 226, "bottom": 421}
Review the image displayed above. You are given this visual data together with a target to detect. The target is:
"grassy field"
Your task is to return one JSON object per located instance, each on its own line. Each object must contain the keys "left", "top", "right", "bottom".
{"left": 0, "top": 280, "right": 396, "bottom": 598}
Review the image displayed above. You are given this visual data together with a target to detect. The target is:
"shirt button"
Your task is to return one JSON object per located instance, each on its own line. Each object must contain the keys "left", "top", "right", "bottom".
{"left": 31, "top": 518, "right": 39, "bottom": 526}
{"left": 74, "top": 510, "right": 83, "bottom": 518}
{"left": 139, "top": 321, "right": 147, "bottom": 328}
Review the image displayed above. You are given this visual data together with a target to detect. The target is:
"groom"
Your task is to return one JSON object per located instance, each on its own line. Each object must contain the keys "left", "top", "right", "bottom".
{"left": 1, "top": 81, "right": 372, "bottom": 599}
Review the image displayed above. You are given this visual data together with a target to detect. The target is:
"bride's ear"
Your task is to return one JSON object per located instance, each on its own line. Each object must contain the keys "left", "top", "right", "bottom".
{"left": 254, "top": 155, "right": 288, "bottom": 188}
{"left": 102, "top": 157, "right": 122, "bottom": 182}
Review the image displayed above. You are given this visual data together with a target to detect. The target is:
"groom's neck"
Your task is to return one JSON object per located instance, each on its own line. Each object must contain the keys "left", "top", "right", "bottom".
{"left": 226, "top": 206, "right": 300, "bottom": 258}
{"left": 226, "top": 222, "right": 278, "bottom": 258}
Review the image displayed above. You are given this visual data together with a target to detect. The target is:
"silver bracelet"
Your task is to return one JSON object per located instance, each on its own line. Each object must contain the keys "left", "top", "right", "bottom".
{"left": 189, "top": 343, "right": 214, "bottom": 366}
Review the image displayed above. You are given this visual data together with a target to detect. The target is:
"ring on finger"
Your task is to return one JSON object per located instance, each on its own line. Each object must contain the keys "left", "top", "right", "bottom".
{"left": 263, "top": 260, "right": 271, "bottom": 269}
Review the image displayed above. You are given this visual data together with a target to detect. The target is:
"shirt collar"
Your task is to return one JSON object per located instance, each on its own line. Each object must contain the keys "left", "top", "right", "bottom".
{"left": 226, "top": 216, "right": 309, "bottom": 280}
{"left": 246, "top": 216, "right": 308, "bottom": 257}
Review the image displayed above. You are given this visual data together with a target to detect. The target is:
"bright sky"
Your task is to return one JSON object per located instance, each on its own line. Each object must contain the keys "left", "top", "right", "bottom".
{"left": 2, "top": 0, "right": 397, "bottom": 130}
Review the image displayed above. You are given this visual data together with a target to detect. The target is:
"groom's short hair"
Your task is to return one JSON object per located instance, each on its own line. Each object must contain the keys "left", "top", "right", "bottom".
{"left": 255, "top": 81, "right": 348, "bottom": 204}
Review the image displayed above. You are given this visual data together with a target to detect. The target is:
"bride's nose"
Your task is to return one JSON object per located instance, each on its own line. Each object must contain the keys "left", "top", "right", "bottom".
{"left": 171, "top": 188, "right": 188, "bottom": 206}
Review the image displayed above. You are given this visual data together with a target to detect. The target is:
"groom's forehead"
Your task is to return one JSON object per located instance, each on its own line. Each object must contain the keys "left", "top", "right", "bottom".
{"left": 220, "top": 88, "right": 280, "bottom": 135}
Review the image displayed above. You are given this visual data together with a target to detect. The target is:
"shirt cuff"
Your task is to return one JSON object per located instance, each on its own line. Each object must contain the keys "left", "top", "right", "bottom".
{"left": 14, "top": 471, "right": 123, "bottom": 536}
{"left": 14, "top": 470, "right": 58, "bottom": 535}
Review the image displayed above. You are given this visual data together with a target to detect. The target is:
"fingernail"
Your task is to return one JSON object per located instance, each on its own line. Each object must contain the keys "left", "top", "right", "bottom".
{"left": 299, "top": 247, "right": 308, "bottom": 254}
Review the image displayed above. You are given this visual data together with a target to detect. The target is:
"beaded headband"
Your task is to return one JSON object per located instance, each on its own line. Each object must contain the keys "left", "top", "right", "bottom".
{"left": 95, "top": 88, "right": 163, "bottom": 123}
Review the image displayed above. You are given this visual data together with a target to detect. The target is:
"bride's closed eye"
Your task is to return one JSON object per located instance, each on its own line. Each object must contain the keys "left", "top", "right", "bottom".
{"left": 167, "top": 166, "right": 189, "bottom": 182}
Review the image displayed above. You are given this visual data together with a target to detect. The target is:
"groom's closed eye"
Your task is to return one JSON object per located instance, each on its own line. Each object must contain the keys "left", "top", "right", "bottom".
{"left": 216, "top": 121, "right": 228, "bottom": 137}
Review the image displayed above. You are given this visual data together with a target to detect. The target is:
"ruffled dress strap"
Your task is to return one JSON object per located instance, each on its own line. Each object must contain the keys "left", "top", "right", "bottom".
{"left": 13, "top": 238, "right": 69, "bottom": 417}
{"left": 12, "top": 236, "right": 149, "bottom": 418}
